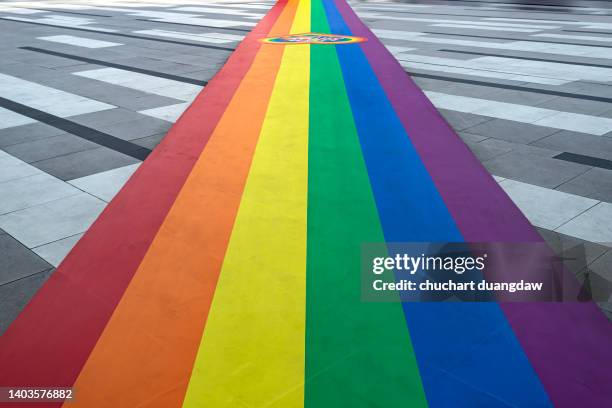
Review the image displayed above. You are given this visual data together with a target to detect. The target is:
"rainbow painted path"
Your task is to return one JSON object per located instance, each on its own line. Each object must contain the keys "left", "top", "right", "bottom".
{"left": 0, "top": 1, "right": 610, "bottom": 407}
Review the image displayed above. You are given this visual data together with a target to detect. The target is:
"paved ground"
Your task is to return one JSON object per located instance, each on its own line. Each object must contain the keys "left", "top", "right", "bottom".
{"left": 0, "top": 1, "right": 610, "bottom": 406}
{"left": 0, "top": 0, "right": 611, "bottom": 335}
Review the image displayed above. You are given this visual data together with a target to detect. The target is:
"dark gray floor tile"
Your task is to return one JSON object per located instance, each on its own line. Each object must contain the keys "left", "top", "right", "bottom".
{"left": 533, "top": 130, "right": 612, "bottom": 161}
{"left": 484, "top": 151, "right": 591, "bottom": 189}
{"left": 557, "top": 168, "right": 612, "bottom": 203}
{"left": 0, "top": 123, "right": 66, "bottom": 148}
{"left": 438, "top": 109, "right": 492, "bottom": 131}
{"left": 464, "top": 118, "right": 559, "bottom": 144}
{"left": 4, "top": 134, "right": 99, "bottom": 163}
{"left": 0, "top": 268, "right": 54, "bottom": 336}
{"left": 0, "top": 234, "right": 51, "bottom": 285}
{"left": 31, "top": 147, "right": 140, "bottom": 181}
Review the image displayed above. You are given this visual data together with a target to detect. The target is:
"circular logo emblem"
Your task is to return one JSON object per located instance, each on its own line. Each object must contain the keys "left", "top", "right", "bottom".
{"left": 261, "top": 32, "right": 366, "bottom": 45}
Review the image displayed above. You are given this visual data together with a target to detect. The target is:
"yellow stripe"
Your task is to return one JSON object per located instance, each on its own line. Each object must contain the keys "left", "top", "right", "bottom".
{"left": 181, "top": 1, "right": 311, "bottom": 407}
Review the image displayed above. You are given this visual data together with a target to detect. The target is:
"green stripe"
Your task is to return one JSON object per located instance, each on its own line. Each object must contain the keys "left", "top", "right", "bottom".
{"left": 304, "top": 1, "right": 428, "bottom": 406}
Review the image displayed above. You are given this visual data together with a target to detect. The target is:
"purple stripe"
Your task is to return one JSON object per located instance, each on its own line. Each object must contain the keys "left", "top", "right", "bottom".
{"left": 333, "top": 0, "right": 612, "bottom": 405}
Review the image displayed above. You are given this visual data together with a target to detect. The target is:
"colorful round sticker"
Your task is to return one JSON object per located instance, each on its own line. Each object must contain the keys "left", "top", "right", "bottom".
{"left": 261, "top": 32, "right": 366, "bottom": 45}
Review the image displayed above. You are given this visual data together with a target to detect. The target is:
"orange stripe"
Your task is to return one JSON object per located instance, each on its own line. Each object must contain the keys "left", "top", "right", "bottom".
{"left": 64, "top": 3, "right": 298, "bottom": 408}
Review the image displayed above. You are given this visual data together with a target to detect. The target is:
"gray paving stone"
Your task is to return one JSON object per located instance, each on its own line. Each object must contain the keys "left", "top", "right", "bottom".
{"left": 533, "top": 130, "right": 612, "bottom": 161}
{"left": 157, "top": 53, "right": 229, "bottom": 68}
{"left": 4, "top": 133, "right": 99, "bottom": 163}
{"left": 431, "top": 82, "right": 501, "bottom": 99}
{"left": 483, "top": 89, "right": 558, "bottom": 107}
{"left": 0, "top": 268, "right": 54, "bottom": 336}
{"left": 179, "top": 69, "right": 218, "bottom": 82}
{"left": 537, "top": 227, "right": 610, "bottom": 278}
{"left": 0, "top": 122, "right": 66, "bottom": 148}
{"left": 0, "top": 173, "right": 80, "bottom": 215}
{"left": 96, "top": 117, "right": 172, "bottom": 141}
{"left": 410, "top": 76, "right": 455, "bottom": 92}
{"left": 458, "top": 131, "right": 488, "bottom": 144}
{"left": 467, "top": 138, "right": 515, "bottom": 162}
{"left": 69, "top": 108, "right": 147, "bottom": 128}
{"left": 0, "top": 233, "right": 51, "bottom": 285}
{"left": 132, "top": 132, "right": 167, "bottom": 150}
{"left": 484, "top": 151, "right": 591, "bottom": 189}
{"left": 588, "top": 251, "right": 612, "bottom": 303}
{"left": 557, "top": 168, "right": 612, "bottom": 203}
{"left": 438, "top": 109, "right": 492, "bottom": 131}
{"left": 537, "top": 97, "right": 612, "bottom": 116}
{"left": 31, "top": 147, "right": 140, "bottom": 181}
{"left": 33, "top": 233, "right": 83, "bottom": 267}
{"left": 116, "top": 94, "right": 185, "bottom": 111}
{"left": 557, "top": 202, "right": 612, "bottom": 246}
{"left": 0, "top": 193, "right": 105, "bottom": 248}
{"left": 464, "top": 118, "right": 559, "bottom": 144}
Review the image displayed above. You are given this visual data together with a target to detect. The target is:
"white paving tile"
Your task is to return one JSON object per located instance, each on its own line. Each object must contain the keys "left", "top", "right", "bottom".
{"left": 146, "top": 17, "right": 255, "bottom": 28}
{"left": 0, "top": 107, "right": 36, "bottom": 130}
{"left": 0, "top": 150, "right": 42, "bottom": 183}
{"left": 499, "top": 179, "right": 599, "bottom": 231}
{"left": 534, "top": 112, "right": 612, "bottom": 135}
{"left": 139, "top": 103, "right": 189, "bottom": 123}
{"left": 0, "top": 7, "right": 45, "bottom": 14}
{"left": 74, "top": 68, "right": 202, "bottom": 101}
{"left": 187, "top": 3, "right": 270, "bottom": 10}
{"left": 0, "top": 193, "right": 105, "bottom": 248}
{"left": 402, "top": 60, "right": 566, "bottom": 85}
{"left": 431, "top": 23, "right": 540, "bottom": 33}
{"left": 38, "top": 35, "right": 122, "bottom": 48}
{"left": 0, "top": 73, "right": 115, "bottom": 117}
{"left": 173, "top": 6, "right": 264, "bottom": 18}
{"left": 473, "top": 103, "right": 557, "bottom": 123}
{"left": 557, "top": 203, "right": 612, "bottom": 244}
{"left": 0, "top": 173, "right": 80, "bottom": 215}
{"left": 32, "top": 233, "right": 83, "bottom": 267}
{"left": 196, "top": 3, "right": 272, "bottom": 10}
{"left": 385, "top": 45, "right": 416, "bottom": 54}
{"left": 134, "top": 29, "right": 243, "bottom": 44}
{"left": 484, "top": 18, "right": 586, "bottom": 25}
{"left": 362, "top": 13, "right": 559, "bottom": 29}
{"left": 3, "top": 16, "right": 117, "bottom": 32}
{"left": 92, "top": 8, "right": 255, "bottom": 28}
{"left": 372, "top": 29, "right": 612, "bottom": 59}
{"left": 534, "top": 33, "right": 612, "bottom": 43}
{"left": 424, "top": 91, "right": 612, "bottom": 135}
{"left": 68, "top": 163, "right": 140, "bottom": 202}
{"left": 399, "top": 54, "right": 612, "bottom": 84}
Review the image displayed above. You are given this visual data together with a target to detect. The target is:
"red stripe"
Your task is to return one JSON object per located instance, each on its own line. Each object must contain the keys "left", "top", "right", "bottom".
{"left": 0, "top": 1, "right": 288, "bottom": 401}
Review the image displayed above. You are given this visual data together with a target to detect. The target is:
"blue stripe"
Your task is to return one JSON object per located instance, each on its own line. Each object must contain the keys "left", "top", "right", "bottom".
{"left": 322, "top": 0, "right": 552, "bottom": 406}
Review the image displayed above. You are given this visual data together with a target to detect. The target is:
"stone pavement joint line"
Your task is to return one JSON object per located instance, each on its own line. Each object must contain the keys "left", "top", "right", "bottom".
{"left": 0, "top": 1, "right": 610, "bottom": 407}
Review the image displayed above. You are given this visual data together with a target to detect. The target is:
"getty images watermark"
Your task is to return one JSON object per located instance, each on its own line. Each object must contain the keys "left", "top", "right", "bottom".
{"left": 361, "top": 242, "right": 612, "bottom": 303}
